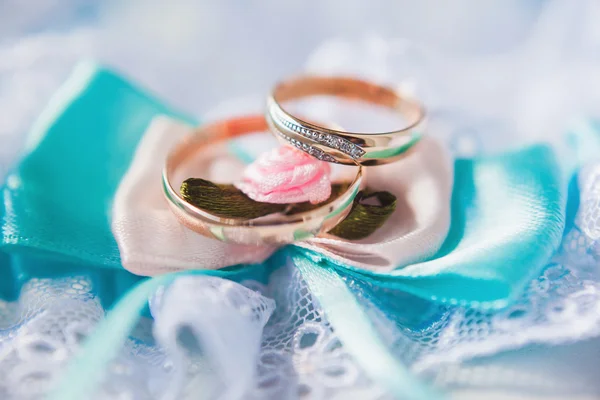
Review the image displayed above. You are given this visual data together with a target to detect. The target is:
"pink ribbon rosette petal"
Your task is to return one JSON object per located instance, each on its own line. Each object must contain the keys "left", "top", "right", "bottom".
{"left": 235, "top": 145, "right": 332, "bottom": 205}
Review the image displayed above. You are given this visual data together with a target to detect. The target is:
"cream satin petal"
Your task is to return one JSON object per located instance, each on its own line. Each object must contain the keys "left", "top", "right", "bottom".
{"left": 111, "top": 117, "right": 276, "bottom": 276}
{"left": 112, "top": 116, "right": 452, "bottom": 276}
{"left": 299, "top": 137, "right": 453, "bottom": 271}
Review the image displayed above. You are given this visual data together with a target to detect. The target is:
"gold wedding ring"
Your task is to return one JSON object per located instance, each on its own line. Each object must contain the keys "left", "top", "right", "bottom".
{"left": 266, "top": 76, "right": 425, "bottom": 166}
{"left": 163, "top": 115, "right": 364, "bottom": 245}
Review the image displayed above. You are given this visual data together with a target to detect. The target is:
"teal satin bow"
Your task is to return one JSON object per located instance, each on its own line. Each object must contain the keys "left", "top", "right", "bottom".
{"left": 1, "top": 63, "right": 596, "bottom": 399}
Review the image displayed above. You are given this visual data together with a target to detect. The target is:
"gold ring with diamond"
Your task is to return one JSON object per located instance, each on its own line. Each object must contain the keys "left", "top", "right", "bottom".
{"left": 266, "top": 76, "right": 425, "bottom": 166}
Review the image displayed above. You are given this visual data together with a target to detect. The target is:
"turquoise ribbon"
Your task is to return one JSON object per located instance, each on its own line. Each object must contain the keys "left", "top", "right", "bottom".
{"left": 320, "top": 144, "right": 567, "bottom": 309}
{"left": 0, "top": 63, "right": 596, "bottom": 399}
{"left": 1, "top": 62, "right": 193, "bottom": 270}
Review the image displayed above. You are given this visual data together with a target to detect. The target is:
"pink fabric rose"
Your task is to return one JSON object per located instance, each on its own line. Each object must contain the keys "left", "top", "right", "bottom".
{"left": 235, "top": 146, "right": 332, "bottom": 204}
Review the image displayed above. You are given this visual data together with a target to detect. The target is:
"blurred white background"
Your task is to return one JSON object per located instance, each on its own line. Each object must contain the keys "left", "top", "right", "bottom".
{"left": 1, "top": 0, "right": 599, "bottom": 173}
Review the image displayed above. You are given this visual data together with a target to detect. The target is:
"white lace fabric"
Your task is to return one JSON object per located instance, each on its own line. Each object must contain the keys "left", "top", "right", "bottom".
{"left": 1, "top": 156, "right": 600, "bottom": 398}
{"left": 2, "top": 192, "right": 600, "bottom": 399}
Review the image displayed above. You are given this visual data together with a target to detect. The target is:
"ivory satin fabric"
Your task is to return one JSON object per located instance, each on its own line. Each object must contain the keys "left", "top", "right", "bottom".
{"left": 111, "top": 117, "right": 454, "bottom": 275}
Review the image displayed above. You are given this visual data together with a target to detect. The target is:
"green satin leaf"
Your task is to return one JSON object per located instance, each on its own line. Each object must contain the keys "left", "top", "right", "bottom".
{"left": 328, "top": 190, "right": 397, "bottom": 240}
{"left": 181, "top": 178, "right": 287, "bottom": 218}
{"left": 181, "top": 178, "right": 395, "bottom": 239}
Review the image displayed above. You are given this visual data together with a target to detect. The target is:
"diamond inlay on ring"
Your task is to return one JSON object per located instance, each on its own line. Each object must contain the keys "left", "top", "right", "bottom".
{"left": 273, "top": 128, "right": 337, "bottom": 163}
{"left": 272, "top": 111, "right": 366, "bottom": 160}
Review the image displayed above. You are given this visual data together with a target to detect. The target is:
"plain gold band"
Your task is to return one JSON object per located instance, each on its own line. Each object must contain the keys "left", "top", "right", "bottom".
{"left": 266, "top": 76, "right": 425, "bottom": 166}
{"left": 162, "top": 115, "right": 364, "bottom": 245}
